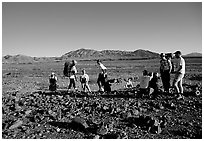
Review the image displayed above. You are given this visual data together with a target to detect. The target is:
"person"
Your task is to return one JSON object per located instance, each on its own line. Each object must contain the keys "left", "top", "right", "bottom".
{"left": 172, "top": 51, "right": 185, "bottom": 100}
{"left": 68, "top": 60, "right": 77, "bottom": 91}
{"left": 49, "top": 72, "right": 58, "bottom": 91}
{"left": 160, "top": 53, "right": 172, "bottom": 93}
{"left": 97, "top": 60, "right": 107, "bottom": 92}
{"left": 139, "top": 70, "right": 153, "bottom": 97}
{"left": 80, "top": 69, "right": 91, "bottom": 93}
{"left": 97, "top": 69, "right": 107, "bottom": 92}
{"left": 97, "top": 59, "right": 107, "bottom": 72}
{"left": 149, "top": 72, "right": 160, "bottom": 99}
{"left": 125, "top": 77, "right": 133, "bottom": 88}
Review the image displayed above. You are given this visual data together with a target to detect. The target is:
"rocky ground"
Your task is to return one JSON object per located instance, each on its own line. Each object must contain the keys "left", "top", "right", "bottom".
{"left": 2, "top": 85, "right": 202, "bottom": 139}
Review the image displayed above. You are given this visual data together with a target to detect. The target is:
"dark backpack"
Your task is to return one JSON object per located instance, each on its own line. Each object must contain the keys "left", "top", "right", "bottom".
{"left": 63, "top": 61, "right": 72, "bottom": 77}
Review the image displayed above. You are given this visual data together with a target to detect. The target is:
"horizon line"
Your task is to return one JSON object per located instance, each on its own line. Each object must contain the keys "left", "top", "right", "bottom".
{"left": 2, "top": 48, "right": 202, "bottom": 58}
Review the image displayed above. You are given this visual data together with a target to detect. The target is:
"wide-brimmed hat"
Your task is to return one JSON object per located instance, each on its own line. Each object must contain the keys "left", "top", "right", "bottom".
{"left": 174, "top": 51, "right": 181, "bottom": 55}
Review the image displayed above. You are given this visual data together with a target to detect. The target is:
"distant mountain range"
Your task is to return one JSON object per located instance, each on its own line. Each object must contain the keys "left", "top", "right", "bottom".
{"left": 184, "top": 52, "right": 202, "bottom": 57}
{"left": 2, "top": 48, "right": 201, "bottom": 64}
{"left": 60, "top": 48, "right": 159, "bottom": 60}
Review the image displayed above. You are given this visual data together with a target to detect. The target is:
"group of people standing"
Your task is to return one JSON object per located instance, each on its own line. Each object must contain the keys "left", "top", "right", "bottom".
{"left": 160, "top": 51, "right": 185, "bottom": 99}
{"left": 49, "top": 50, "right": 185, "bottom": 99}
{"left": 49, "top": 59, "right": 109, "bottom": 93}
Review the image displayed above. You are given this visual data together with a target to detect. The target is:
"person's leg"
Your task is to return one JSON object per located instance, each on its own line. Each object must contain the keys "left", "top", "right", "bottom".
{"left": 81, "top": 83, "right": 85, "bottom": 92}
{"left": 85, "top": 83, "right": 91, "bottom": 92}
{"left": 85, "top": 85, "right": 91, "bottom": 92}
{"left": 161, "top": 72, "right": 167, "bottom": 92}
{"left": 73, "top": 79, "right": 76, "bottom": 89}
{"left": 173, "top": 73, "right": 180, "bottom": 94}
{"left": 166, "top": 72, "right": 171, "bottom": 93}
{"left": 173, "top": 73, "right": 184, "bottom": 99}
{"left": 68, "top": 78, "right": 73, "bottom": 89}
{"left": 97, "top": 81, "right": 102, "bottom": 91}
{"left": 164, "top": 71, "right": 170, "bottom": 92}
{"left": 97, "top": 77, "right": 102, "bottom": 91}
{"left": 97, "top": 74, "right": 102, "bottom": 91}
{"left": 178, "top": 74, "right": 184, "bottom": 94}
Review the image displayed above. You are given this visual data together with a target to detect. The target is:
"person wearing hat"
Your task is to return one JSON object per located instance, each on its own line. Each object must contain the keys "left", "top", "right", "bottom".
{"left": 160, "top": 53, "right": 172, "bottom": 93}
{"left": 68, "top": 60, "right": 78, "bottom": 91}
{"left": 172, "top": 51, "right": 185, "bottom": 100}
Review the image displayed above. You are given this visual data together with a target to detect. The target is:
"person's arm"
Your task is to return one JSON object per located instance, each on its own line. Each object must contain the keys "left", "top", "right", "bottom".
{"left": 74, "top": 74, "right": 77, "bottom": 81}
{"left": 73, "top": 66, "right": 77, "bottom": 81}
{"left": 86, "top": 75, "right": 89, "bottom": 82}
{"left": 149, "top": 73, "right": 153, "bottom": 80}
{"left": 168, "top": 60, "right": 172, "bottom": 73}
{"left": 176, "top": 65, "right": 182, "bottom": 73}
{"left": 79, "top": 76, "right": 82, "bottom": 83}
{"left": 160, "top": 60, "right": 163, "bottom": 73}
{"left": 130, "top": 82, "right": 133, "bottom": 87}
{"left": 175, "top": 59, "right": 183, "bottom": 73}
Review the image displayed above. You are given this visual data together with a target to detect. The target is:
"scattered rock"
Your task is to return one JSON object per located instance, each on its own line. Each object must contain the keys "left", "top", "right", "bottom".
{"left": 93, "top": 135, "right": 100, "bottom": 139}
{"left": 132, "top": 109, "right": 140, "bottom": 116}
{"left": 71, "top": 117, "right": 89, "bottom": 129}
{"left": 9, "top": 119, "right": 23, "bottom": 130}
{"left": 25, "top": 110, "right": 32, "bottom": 116}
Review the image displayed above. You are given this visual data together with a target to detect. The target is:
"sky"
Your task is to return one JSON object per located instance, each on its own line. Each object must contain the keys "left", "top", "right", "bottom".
{"left": 2, "top": 2, "right": 202, "bottom": 57}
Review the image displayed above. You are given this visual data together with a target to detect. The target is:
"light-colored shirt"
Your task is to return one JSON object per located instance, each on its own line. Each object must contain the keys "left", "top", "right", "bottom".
{"left": 70, "top": 66, "right": 77, "bottom": 79}
{"left": 50, "top": 76, "right": 57, "bottom": 81}
{"left": 140, "top": 75, "right": 152, "bottom": 89}
{"left": 80, "top": 74, "right": 89, "bottom": 83}
{"left": 126, "top": 81, "right": 133, "bottom": 88}
{"left": 175, "top": 57, "right": 185, "bottom": 74}
{"left": 99, "top": 62, "right": 107, "bottom": 70}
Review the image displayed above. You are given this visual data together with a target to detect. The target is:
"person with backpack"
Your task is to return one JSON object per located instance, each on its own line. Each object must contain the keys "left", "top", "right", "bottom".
{"left": 160, "top": 53, "right": 172, "bottom": 93}
{"left": 80, "top": 69, "right": 91, "bottom": 93}
{"left": 63, "top": 60, "right": 78, "bottom": 91}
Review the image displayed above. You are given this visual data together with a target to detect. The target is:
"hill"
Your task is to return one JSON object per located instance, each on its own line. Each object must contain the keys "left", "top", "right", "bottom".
{"left": 2, "top": 54, "right": 35, "bottom": 64}
{"left": 2, "top": 48, "right": 167, "bottom": 63}
{"left": 60, "top": 48, "right": 159, "bottom": 60}
{"left": 184, "top": 52, "right": 202, "bottom": 57}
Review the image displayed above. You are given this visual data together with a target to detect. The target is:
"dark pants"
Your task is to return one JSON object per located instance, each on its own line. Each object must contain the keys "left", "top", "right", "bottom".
{"left": 68, "top": 78, "right": 76, "bottom": 89}
{"left": 161, "top": 70, "right": 170, "bottom": 92}
{"left": 139, "top": 88, "right": 150, "bottom": 98}
{"left": 49, "top": 84, "right": 57, "bottom": 91}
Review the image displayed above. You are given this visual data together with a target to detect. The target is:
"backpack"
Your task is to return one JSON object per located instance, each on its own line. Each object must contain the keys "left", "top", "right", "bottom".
{"left": 63, "top": 61, "right": 72, "bottom": 77}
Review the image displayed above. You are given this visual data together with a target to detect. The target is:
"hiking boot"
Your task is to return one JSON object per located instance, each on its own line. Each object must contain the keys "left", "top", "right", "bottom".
{"left": 176, "top": 94, "right": 183, "bottom": 100}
